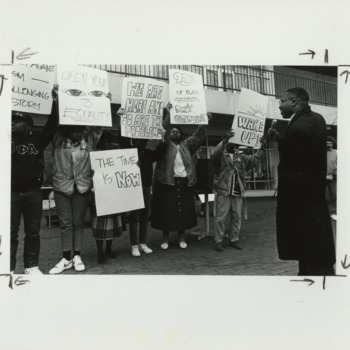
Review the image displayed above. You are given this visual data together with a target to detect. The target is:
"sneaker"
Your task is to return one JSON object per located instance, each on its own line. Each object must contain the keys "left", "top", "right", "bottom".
{"left": 131, "top": 245, "right": 141, "bottom": 257}
{"left": 330, "top": 214, "right": 337, "bottom": 221}
{"left": 160, "top": 242, "right": 169, "bottom": 250}
{"left": 139, "top": 244, "right": 153, "bottom": 254}
{"left": 230, "top": 241, "right": 242, "bottom": 250}
{"left": 179, "top": 241, "right": 187, "bottom": 249}
{"left": 24, "top": 266, "right": 43, "bottom": 275}
{"left": 73, "top": 255, "right": 86, "bottom": 272}
{"left": 49, "top": 258, "right": 73, "bottom": 275}
{"left": 215, "top": 242, "right": 224, "bottom": 252}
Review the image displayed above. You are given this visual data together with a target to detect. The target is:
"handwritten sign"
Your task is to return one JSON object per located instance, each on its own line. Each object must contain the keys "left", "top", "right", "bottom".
{"left": 169, "top": 69, "right": 207, "bottom": 124}
{"left": 90, "top": 148, "right": 144, "bottom": 216}
{"left": 120, "top": 77, "right": 166, "bottom": 139}
{"left": 229, "top": 88, "right": 269, "bottom": 148}
{"left": 11, "top": 64, "right": 55, "bottom": 114}
{"left": 57, "top": 65, "right": 112, "bottom": 127}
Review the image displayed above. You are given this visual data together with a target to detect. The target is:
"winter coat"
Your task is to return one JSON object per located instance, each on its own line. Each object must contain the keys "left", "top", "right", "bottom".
{"left": 276, "top": 105, "right": 335, "bottom": 267}
{"left": 211, "top": 141, "right": 263, "bottom": 197}
{"left": 52, "top": 127, "right": 103, "bottom": 195}
{"left": 153, "top": 125, "right": 207, "bottom": 187}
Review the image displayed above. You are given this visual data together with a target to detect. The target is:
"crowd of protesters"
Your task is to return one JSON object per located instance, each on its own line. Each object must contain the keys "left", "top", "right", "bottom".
{"left": 11, "top": 86, "right": 337, "bottom": 276}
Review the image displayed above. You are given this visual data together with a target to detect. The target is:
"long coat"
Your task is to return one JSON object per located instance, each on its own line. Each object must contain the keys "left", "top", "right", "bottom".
{"left": 276, "top": 105, "right": 335, "bottom": 267}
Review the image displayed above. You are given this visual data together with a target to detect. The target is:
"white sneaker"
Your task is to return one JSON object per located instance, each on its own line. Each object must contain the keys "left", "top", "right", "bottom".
{"left": 131, "top": 245, "right": 141, "bottom": 257}
{"left": 139, "top": 244, "right": 153, "bottom": 254}
{"left": 160, "top": 242, "right": 169, "bottom": 250}
{"left": 179, "top": 241, "right": 187, "bottom": 249}
{"left": 330, "top": 214, "right": 337, "bottom": 221}
{"left": 73, "top": 255, "right": 85, "bottom": 272}
{"left": 24, "top": 266, "right": 43, "bottom": 275}
{"left": 49, "top": 258, "right": 73, "bottom": 275}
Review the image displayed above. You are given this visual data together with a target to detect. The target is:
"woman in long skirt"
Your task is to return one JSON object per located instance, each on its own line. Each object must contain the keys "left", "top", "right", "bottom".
{"left": 151, "top": 113, "right": 212, "bottom": 249}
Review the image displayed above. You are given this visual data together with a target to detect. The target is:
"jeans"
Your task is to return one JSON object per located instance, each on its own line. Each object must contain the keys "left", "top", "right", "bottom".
{"left": 11, "top": 189, "right": 43, "bottom": 271}
{"left": 129, "top": 186, "right": 151, "bottom": 246}
{"left": 214, "top": 194, "right": 242, "bottom": 243}
{"left": 54, "top": 189, "right": 90, "bottom": 252}
{"left": 326, "top": 180, "right": 337, "bottom": 215}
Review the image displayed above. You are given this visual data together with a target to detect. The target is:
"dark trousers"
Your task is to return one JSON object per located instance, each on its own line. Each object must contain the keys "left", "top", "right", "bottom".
{"left": 298, "top": 260, "right": 335, "bottom": 276}
{"left": 129, "top": 186, "right": 151, "bottom": 246}
{"left": 326, "top": 180, "right": 337, "bottom": 215}
{"left": 11, "top": 189, "right": 43, "bottom": 271}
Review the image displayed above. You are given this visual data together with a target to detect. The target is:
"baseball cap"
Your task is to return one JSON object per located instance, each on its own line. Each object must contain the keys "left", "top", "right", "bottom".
{"left": 12, "top": 112, "right": 34, "bottom": 127}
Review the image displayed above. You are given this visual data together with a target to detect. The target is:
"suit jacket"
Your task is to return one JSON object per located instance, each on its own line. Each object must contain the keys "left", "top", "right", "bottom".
{"left": 276, "top": 105, "right": 335, "bottom": 267}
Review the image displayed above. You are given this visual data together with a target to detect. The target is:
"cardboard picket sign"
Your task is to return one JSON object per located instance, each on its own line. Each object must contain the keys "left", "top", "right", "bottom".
{"left": 90, "top": 148, "right": 144, "bottom": 216}
{"left": 120, "top": 77, "right": 166, "bottom": 139}
{"left": 229, "top": 88, "right": 269, "bottom": 148}
{"left": 56, "top": 65, "right": 112, "bottom": 127}
{"left": 11, "top": 64, "right": 55, "bottom": 114}
{"left": 169, "top": 68, "right": 207, "bottom": 124}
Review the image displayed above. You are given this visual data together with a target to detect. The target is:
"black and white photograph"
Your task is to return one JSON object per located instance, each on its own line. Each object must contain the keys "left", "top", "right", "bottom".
{"left": 9, "top": 64, "right": 338, "bottom": 277}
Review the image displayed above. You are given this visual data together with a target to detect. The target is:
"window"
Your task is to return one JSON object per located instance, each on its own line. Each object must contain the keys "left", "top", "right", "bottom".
{"left": 233, "top": 66, "right": 270, "bottom": 94}
{"left": 206, "top": 69, "right": 218, "bottom": 90}
{"left": 222, "top": 72, "right": 233, "bottom": 90}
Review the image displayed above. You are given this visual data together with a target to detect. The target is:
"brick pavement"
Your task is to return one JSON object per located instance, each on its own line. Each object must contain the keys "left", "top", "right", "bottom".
{"left": 13, "top": 197, "right": 336, "bottom": 276}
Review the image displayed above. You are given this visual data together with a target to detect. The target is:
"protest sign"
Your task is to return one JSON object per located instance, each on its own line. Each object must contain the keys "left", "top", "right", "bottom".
{"left": 90, "top": 148, "right": 144, "bottom": 216}
{"left": 57, "top": 65, "right": 112, "bottom": 127}
{"left": 229, "top": 88, "right": 269, "bottom": 148}
{"left": 120, "top": 77, "right": 166, "bottom": 139}
{"left": 169, "top": 68, "right": 207, "bottom": 124}
{"left": 11, "top": 64, "right": 55, "bottom": 114}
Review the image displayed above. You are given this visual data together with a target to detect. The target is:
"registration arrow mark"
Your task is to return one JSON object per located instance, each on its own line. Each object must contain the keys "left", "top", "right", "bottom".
{"left": 290, "top": 278, "right": 315, "bottom": 286}
{"left": 299, "top": 50, "right": 316, "bottom": 59}
{"left": 341, "top": 254, "right": 350, "bottom": 269}
{"left": 16, "top": 47, "right": 38, "bottom": 61}
{"left": 340, "top": 70, "right": 350, "bottom": 84}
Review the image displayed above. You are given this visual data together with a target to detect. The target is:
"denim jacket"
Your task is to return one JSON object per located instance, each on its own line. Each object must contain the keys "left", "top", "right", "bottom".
{"left": 153, "top": 125, "right": 207, "bottom": 187}
{"left": 211, "top": 141, "right": 264, "bottom": 196}
{"left": 52, "top": 127, "right": 103, "bottom": 195}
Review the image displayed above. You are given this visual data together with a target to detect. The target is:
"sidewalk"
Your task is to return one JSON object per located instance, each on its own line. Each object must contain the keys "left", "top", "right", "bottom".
{"left": 14, "top": 197, "right": 336, "bottom": 276}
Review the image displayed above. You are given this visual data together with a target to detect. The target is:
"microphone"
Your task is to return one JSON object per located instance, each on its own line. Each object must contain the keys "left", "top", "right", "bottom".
{"left": 267, "top": 119, "right": 277, "bottom": 139}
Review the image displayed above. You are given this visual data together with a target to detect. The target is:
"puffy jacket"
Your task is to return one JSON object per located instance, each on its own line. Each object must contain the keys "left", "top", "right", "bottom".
{"left": 153, "top": 125, "right": 207, "bottom": 187}
{"left": 52, "top": 127, "right": 103, "bottom": 195}
{"left": 211, "top": 141, "right": 263, "bottom": 196}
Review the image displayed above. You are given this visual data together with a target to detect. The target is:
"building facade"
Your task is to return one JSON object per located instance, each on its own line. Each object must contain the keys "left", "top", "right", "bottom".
{"left": 28, "top": 65, "right": 337, "bottom": 196}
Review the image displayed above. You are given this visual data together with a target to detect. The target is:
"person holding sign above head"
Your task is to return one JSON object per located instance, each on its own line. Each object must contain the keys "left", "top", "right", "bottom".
{"left": 272, "top": 87, "right": 335, "bottom": 276}
{"left": 117, "top": 105, "right": 169, "bottom": 257}
{"left": 48, "top": 85, "right": 105, "bottom": 274}
{"left": 151, "top": 109, "right": 213, "bottom": 249}
{"left": 212, "top": 130, "right": 266, "bottom": 252}
{"left": 11, "top": 103, "right": 58, "bottom": 274}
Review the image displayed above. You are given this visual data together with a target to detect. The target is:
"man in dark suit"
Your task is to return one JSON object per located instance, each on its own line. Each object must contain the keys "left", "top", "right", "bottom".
{"left": 271, "top": 87, "right": 335, "bottom": 276}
